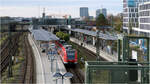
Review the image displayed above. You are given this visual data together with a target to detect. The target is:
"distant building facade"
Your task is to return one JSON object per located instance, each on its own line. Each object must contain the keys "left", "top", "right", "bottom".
{"left": 123, "top": 0, "right": 150, "bottom": 36}
{"left": 96, "top": 8, "right": 107, "bottom": 18}
{"left": 139, "top": 1, "right": 150, "bottom": 36}
{"left": 80, "top": 7, "right": 89, "bottom": 18}
{"left": 123, "top": 0, "right": 139, "bottom": 30}
{"left": 88, "top": 16, "right": 94, "bottom": 20}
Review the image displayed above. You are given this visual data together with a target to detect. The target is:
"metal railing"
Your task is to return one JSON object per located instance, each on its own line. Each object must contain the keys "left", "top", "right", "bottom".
{"left": 70, "top": 37, "right": 118, "bottom": 62}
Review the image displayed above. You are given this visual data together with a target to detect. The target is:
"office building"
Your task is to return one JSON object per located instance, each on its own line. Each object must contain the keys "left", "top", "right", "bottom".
{"left": 96, "top": 8, "right": 107, "bottom": 18}
{"left": 123, "top": 0, "right": 139, "bottom": 30}
{"left": 139, "top": 1, "right": 150, "bottom": 36}
{"left": 123, "top": 0, "right": 150, "bottom": 36}
{"left": 80, "top": 7, "right": 89, "bottom": 18}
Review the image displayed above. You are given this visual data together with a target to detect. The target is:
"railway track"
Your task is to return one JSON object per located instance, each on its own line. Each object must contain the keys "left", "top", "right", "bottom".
{"left": 65, "top": 41, "right": 106, "bottom": 84}
{"left": 66, "top": 65, "right": 84, "bottom": 84}
{"left": 0, "top": 33, "right": 21, "bottom": 73}
{"left": 0, "top": 36, "right": 9, "bottom": 50}
{"left": 1, "top": 32, "right": 35, "bottom": 83}
{"left": 70, "top": 41, "right": 106, "bottom": 61}
{"left": 65, "top": 42, "right": 97, "bottom": 84}
{"left": 23, "top": 33, "right": 35, "bottom": 83}
{"left": 78, "top": 46, "right": 97, "bottom": 60}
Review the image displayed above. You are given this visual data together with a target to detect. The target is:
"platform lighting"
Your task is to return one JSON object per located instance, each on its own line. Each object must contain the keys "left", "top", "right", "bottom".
{"left": 49, "top": 51, "right": 57, "bottom": 72}
{"left": 96, "top": 29, "right": 100, "bottom": 61}
{"left": 53, "top": 72, "right": 73, "bottom": 84}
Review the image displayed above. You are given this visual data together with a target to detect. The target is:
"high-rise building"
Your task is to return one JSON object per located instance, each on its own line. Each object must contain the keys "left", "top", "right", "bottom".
{"left": 96, "top": 9, "right": 101, "bottom": 18}
{"left": 139, "top": 1, "right": 150, "bottom": 36}
{"left": 123, "top": 0, "right": 139, "bottom": 31}
{"left": 96, "top": 8, "right": 107, "bottom": 18}
{"left": 80, "top": 7, "right": 89, "bottom": 18}
{"left": 123, "top": 0, "right": 150, "bottom": 36}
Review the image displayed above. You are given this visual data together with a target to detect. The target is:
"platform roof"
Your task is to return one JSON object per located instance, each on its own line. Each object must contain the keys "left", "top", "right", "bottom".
{"left": 71, "top": 29, "right": 118, "bottom": 40}
{"left": 31, "top": 29, "right": 59, "bottom": 41}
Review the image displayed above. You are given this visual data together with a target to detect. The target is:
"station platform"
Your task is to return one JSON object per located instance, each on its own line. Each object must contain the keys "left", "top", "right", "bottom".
{"left": 70, "top": 37, "right": 118, "bottom": 62}
{"left": 28, "top": 34, "right": 71, "bottom": 84}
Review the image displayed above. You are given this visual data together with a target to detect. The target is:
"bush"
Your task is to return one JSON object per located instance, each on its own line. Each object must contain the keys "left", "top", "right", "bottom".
{"left": 56, "top": 32, "right": 70, "bottom": 41}
{"left": 64, "top": 34, "right": 70, "bottom": 41}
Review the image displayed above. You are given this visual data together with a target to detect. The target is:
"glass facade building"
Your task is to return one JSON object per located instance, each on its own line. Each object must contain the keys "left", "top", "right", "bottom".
{"left": 123, "top": 0, "right": 139, "bottom": 29}
{"left": 128, "top": 0, "right": 136, "bottom": 7}
{"left": 123, "top": 0, "right": 150, "bottom": 36}
{"left": 139, "top": 2, "right": 150, "bottom": 36}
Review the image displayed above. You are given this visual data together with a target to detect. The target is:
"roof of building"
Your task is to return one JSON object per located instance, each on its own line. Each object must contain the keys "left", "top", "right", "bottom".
{"left": 71, "top": 29, "right": 118, "bottom": 40}
{"left": 31, "top": 29, "right": 59, "bottom": 41}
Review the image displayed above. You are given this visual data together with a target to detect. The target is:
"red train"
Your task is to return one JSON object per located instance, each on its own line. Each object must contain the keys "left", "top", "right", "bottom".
{"left": 55, "top": 40, "right": 77, "bottom": 64}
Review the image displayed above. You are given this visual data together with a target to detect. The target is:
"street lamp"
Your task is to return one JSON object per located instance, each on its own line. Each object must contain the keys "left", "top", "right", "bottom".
{"left": 53, "top": 72, "right": 73, "bottom": 84}
{"left": 49, "top": 51, "right": 57, "bottom": 72}
{"left": 47, "top": 46, "right": 57, "bottom": 72}
{"left": 55, "top": 55, "right": 59, "bottom": 73}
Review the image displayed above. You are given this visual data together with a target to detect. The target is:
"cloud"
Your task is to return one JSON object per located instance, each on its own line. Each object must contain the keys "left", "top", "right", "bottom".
{"left": 0, "top": 6, "right": 39, "bottom": 17}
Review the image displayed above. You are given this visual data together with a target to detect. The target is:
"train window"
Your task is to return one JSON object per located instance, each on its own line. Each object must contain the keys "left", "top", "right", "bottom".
{"left": 50, "top": 43, "right": 55, "bottom": 48}
{"left": 60, "top": 40, "right": 66, "bottom": 44}
{"left": 42, "top": 49, "right": 46, "bottom": 53}
{"left": 64, "top": 45, "right": 72, "bottom": 49}
{"left": 67, "top": 51, "right": 75, "bottom": 60}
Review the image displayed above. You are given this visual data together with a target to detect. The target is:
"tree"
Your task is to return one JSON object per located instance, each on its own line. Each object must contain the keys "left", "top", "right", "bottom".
{"left": 95, "top": 14, "right": 108, "bottom": 61}
{"left": 107, "top": 14, "right": 114, "bottom": 27}
{"left": 115, "top": 22, "right": 123, "bottom": 33}
{"left": 63, "top": 33, "right": 70, "bottom": 41}
{"left": 112, "top": 15, "right": 123, "bottom": 33}
{"left": 56, "top": 32, "right": 70, "bottom": 41}
{"left": 56, "top": 32, "right": 63, "bottom": 39}
{"left": 96, "top": 14, "right": 108, "bottom": 27}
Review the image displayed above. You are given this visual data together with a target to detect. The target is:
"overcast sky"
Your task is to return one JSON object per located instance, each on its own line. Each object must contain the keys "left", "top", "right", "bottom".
{"left": 0, "top": 0, "right": 123, "bottom": 17}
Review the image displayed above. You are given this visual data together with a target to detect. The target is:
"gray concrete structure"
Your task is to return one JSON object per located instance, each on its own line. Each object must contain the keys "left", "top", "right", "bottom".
{"left": 80, "top": 7, "right": 89, "bottom": 18}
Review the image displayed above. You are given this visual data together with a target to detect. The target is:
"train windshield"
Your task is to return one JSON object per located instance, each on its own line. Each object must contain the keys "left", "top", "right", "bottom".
{"left": 59, "top": 40, "right": 66, "bottom": 45}
{"left": 67, "top": 50, "right": 75, "bottom": 60}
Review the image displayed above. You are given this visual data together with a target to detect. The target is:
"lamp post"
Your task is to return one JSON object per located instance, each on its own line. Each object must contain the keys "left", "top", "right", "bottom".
{"left": 49, "top": 50, "right": 57, "bottom": 72}
{"left": 53, "top": 72, "right": 73, "bottom": 84}
{"left": 96, "top": 29, "right": 100, "bottom": 61}
{"left": 54, "top": 51, "right": 59, "bottom": 84}
{"left": 48, "top": 44, "right": 58, "bottom": 72}
{"left": 55, "top": 54, "right": 59, "bottom": 73}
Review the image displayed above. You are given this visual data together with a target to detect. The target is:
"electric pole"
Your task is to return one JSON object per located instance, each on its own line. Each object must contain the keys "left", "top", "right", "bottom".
{"left": 96, "top": 29, "right": 100, "bottom": 61}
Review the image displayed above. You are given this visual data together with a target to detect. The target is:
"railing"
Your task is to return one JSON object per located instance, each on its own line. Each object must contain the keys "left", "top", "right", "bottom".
{"left": 70, "top": 37, "right": 118, "bottom": 62}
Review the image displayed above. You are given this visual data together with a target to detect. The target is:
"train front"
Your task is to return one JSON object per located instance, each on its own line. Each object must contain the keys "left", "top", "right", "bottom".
{"left": 65, "top": 49, "right": 77, "bottom": 64}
